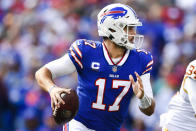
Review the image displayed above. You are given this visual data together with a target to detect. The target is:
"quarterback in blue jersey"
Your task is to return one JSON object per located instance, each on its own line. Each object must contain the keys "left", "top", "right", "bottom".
{"left": 35, "top": 3, "right": 155, "bottom": 131}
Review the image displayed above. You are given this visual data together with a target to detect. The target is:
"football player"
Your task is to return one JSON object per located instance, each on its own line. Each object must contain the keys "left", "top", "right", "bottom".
{"left": 35, "top": 3, "right": 155, "bottom": 131}
{"left": 160, "top": 60, "right": 196, "bottom": 131}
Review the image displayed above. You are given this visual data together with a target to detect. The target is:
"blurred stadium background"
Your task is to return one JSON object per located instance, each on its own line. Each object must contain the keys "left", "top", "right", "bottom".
{"left": 0, "top": 0, "right": 195, "bottom": 130}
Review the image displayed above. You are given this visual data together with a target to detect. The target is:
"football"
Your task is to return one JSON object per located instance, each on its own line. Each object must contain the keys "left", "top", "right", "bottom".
{"left": 52, "top": 89, "right": 79, "bottom": 125}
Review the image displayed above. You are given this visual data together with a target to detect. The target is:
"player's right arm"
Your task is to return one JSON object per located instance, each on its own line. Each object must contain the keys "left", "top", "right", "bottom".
{"left": 36, "top": 40, "right": 87, "bottom": 110}
{"left": 35, "top": 54, "right": 76, "bottom": 110}
{"left": 184, "top": 60, "right": 196, "bottom": 113}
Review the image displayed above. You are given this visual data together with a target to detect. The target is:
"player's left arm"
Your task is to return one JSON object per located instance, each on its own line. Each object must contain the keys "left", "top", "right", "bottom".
{"left": 185, "top": 60, "right": 196, "bottom": 113}
{"left": 186, "top": 78, "right": 196, "bottom": 113}
{"left": 129, "top": 72, "right": 155, "bottom": 116}
{"left": 129, "top": 51, "right": 155, "bottom": 116}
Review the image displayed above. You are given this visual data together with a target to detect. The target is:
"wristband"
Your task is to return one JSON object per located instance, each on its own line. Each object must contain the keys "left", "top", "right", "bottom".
{"left": 49, "top": 85, "right": 56, "bottom": 94}
{"left": 139, "top": 94, "right": 152, "bottom": 109}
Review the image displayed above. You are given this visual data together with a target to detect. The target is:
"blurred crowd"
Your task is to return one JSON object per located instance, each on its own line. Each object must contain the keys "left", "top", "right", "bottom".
{"left": 0, "top": 0, "right": 195, "bottom": 131}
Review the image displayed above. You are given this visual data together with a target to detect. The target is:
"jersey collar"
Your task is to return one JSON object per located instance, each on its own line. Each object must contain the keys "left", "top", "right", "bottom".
{"left": 102, "top": 42, "right": 130, "bottom": 66}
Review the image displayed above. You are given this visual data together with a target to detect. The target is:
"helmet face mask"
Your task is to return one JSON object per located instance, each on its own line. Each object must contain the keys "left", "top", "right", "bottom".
{"left": 97, "top": 3, "right": 144, "bottom": 50}
{"left": 124, "top": 26, "right": 144, "bottom": 49}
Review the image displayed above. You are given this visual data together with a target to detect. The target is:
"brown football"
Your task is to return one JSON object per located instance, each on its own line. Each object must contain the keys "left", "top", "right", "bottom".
{"left": 52, "top": 89, "right": 79, "bottom": 125}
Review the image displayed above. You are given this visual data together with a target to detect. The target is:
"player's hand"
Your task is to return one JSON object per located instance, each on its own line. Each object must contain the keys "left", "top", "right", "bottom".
{"left": 129, "top": 72, "right": 144, "bottom": 99}
{"left": 49, "top": 86, "right": 71, "bottom": 110}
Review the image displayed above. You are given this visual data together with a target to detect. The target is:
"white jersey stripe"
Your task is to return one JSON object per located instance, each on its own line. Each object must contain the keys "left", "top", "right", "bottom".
{"left": 102, "top": 43, "right": 113, "bottom": 65}
{"left": 142, "top": 67, "right": 152, "bottom": 75}
{"left": 146, "top": 60, "right": 153, "bottom": 68}
{"left": 70, "top": 49, "right": 83, "bottom": 69}
{"left": 102, "top": 42, "right": 130, "bottom": 66}
{"left": 73, "top": 42, "right": 82, "bottom": 58}
{"left": 117, "top": 49, "right": 130, "bottom": 66}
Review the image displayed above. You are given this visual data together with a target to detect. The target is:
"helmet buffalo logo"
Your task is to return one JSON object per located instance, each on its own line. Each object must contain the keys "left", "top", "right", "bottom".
{"left": 100, "top": 7, "right": 127, "bottom": 24}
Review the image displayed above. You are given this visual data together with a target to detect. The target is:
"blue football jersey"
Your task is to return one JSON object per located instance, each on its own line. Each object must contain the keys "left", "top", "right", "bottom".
{"left": 67, "top": 39, "right": 153, "bottom": 131}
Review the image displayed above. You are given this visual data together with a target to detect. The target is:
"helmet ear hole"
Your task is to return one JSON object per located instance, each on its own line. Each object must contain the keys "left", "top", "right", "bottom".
{"left": 109, "top": 28, "right": 116, "bottom": 32}
{"left": 121, "top": 38, "right": 125, "bottom": 42}
{"left": 118, "top": 23, "right": 125, "bottom": 29}
{"left": 109, "top": 35, "right": 114, "bottom": 40}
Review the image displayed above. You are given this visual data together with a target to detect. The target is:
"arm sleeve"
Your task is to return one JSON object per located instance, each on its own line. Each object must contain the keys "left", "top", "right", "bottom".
{"left": 186, "top": 78, "right": 196, "bottom": 113}
{"left": 140, "top": 73, "right": 153, "bottom": 98}
{"left": 44, "top": 54, "right": 76, "bottom": 79}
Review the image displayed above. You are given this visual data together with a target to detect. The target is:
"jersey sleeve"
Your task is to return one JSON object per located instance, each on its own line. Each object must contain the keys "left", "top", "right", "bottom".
{"left": 185, "top": 60, "right": 196, "bottom": 80}
{"left": 67, "top": 39, "right": 86, "bottom": 71}
{"left": 138, "top": 50, "right": 153, "bottom": 75}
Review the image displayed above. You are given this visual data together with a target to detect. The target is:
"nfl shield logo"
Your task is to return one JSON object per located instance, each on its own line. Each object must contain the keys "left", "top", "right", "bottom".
{"left": 112, "top": 66, "right": 117, "bottom": 72}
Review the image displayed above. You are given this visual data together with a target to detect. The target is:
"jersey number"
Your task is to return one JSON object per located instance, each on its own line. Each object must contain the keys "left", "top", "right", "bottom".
{"left": 84, "top": 41, "right": 96, "bottom": 48}
{"left": 92, "top": 78, "right": 131, "bottom": 111}
{"left": 186, "top": 65, "right": 196, "bottom": 79}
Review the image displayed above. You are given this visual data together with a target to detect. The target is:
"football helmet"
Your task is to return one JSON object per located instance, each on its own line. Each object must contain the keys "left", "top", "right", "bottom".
{"left": 97, "top": 3, "right": 144, "bottom": 49}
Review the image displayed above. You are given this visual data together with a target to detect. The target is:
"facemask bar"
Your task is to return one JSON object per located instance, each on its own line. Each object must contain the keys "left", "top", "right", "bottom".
{"left": 124, "top": 25, "right": 144, "bottom": 49}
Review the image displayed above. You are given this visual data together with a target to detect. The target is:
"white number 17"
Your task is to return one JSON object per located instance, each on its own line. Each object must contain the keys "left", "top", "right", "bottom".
{"left": 92, "top": 78, "right": 131, "bottom": 111}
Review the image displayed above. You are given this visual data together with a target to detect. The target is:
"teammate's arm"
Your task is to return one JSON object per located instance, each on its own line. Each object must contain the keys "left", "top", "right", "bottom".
{"left": 129, "top": 72, "right": 155, "bottom": 116}
{"left": 35, "top": 54, "right": 76, "bottom": 110}
{"left": 185, "top": 61, "right": 196, "bottom": 113}
{"left": 186, "top": 78, "right": 196, "bottom": 113}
